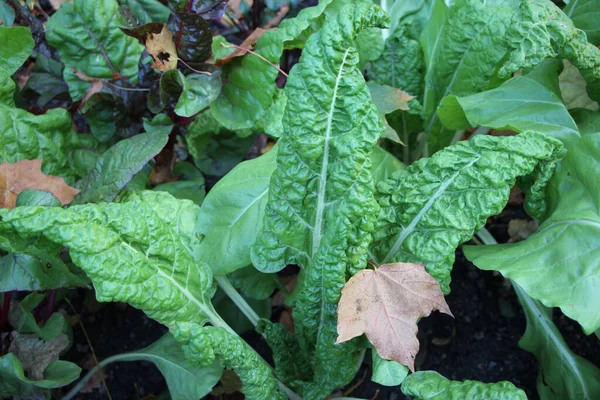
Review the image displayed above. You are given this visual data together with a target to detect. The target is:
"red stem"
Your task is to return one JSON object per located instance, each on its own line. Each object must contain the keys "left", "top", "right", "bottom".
{"left": 0, "top": 292, "right": 12, "bottom": 331}
{"left": 44, "top": 290, "right": 57, "bottom": 323}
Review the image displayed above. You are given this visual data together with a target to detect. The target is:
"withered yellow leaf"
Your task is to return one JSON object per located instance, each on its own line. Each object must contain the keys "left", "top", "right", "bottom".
{"left": 0, "top": 159, "right": 80, "bottom": 209}
{"left": 146, "top": 25, "right": 178, "bottom": 72}
{"left": 336, "top": 262, "right": 452, "bottom": 372}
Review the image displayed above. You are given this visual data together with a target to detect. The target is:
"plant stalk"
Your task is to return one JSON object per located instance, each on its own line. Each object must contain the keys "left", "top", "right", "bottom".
{"left": 215, "top": 275, "right": 260, "bottom": 327}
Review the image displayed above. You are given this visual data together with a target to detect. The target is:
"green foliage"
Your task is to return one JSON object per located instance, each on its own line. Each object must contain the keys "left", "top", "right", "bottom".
{"left": 46, "top": 0, "right": 145, "bottom": 101}
{"left": 2, "top": 0, "right": 600, "bottom": 398}
{"left": 371, "top": 131, "right": 564, "bottom": 293}
{"left": 401, "top": 371, "right": 527, "bottom": 399}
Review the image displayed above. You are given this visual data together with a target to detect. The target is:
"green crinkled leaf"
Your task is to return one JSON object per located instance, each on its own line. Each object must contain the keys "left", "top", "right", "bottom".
{"left": 119, "top": 0, "right": 171, "bottom": 24}
{"left": 101, "top": 333, "right": 224, "bottom": 400}
{"left": 464, "top": 132, "right": 600, "bottom": 334}
{"left": 513, "top": 283, "right": 600, "bottom": 400}
{"left": 401, "top": 371, "right": 527, "bottom": 400}
{"left": 369, "top": 21, "right": 424, "bottom": 97}
{"left": 16, "top": 190, "right": 62, "bottom": 207}
{"left": 0, "top": 106, "right": 85, "bottom": 182}
{"left": 0, "top": 191, "right": 283, "bottom": 399}
{"left": 46, "top": 0, "right": 145, "bottom": 101}
{"left": 499, "top": 0, "right": 600, "bottom": 102}
{"left": 355, "top": 27, "right": 384, "bottom": 70}
{"left": 210, "top": 0, "right": 334, "bottom": 130}
{"left": 420, "top": 0, "right": 600, "bottom": 154}
{"left": 73, "top": 131, "right": 168, "bottom": 204}
{"left": 252, "top": 1, "right": 389, "bottom": 398}
{"left": 564, "top": 0, "right": 600, "bottom": 45}
{"left": 0, "top": 354, "right": 81, "bottom": 397}
{"left": 0, "top": 26, "right": 34, "bottom": 75}
{"left": 438, "top": 60, "right": 581, "bottom": 145}
{"left": 370, "top": 131, "right": 564, "bottom": 293}
{"left": 194, "top": 148, "right": 276, "bottom": 275}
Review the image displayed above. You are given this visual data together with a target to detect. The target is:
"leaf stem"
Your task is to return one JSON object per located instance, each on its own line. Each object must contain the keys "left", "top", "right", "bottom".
{"left": 62, "top": 356, "right": 117, "bottom": 400}
{"left": 177, "top": 58, "right": 212, "bottom": 75}
{"left": 220, "top": 42, "right": 288, "bottom": 77}
{"left": 215, "top": 275, "right": 260, "bottom": 327}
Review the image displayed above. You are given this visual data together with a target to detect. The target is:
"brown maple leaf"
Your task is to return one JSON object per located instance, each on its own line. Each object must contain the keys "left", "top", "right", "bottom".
{"left": 336, "top": 262, "right": 452, "bottom": 372}
{"left": 0, "top": 159, "right": 80, "bottom": 209}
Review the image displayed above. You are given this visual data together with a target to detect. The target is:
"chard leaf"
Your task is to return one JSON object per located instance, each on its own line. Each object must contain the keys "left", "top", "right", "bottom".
{"left": 0, "top": 1, "right": 14, "bottom": 27}
{"left": 0, "top": 253, "right": 89, "bottom": 292}
{"left": 0, "top": 68, "right": 14, "bottom": 106}
{"left": 228, "top": 266, "right": 279, "bottom": 300}
{"left": 167, "top": 11, "right": 212, "bottom": 63}
{"left": 118, "top": 0, "right": 170, "bottom": 24}
{"left": 371, "top": 131, "right": 564, "bottom": 293}
{"left": 401, "top": 371, "right": 527, "bottom": 400}
{"left": 564, "top": 0, "right": 600, "bottom": 45}
{"left": 0, "top": 26, "right": 34, "bottom": 75}
{"left": 559, "top": 59, "right": 600, "bottom": 111}
{"left": 0, "top": 106, "right": 86, "bottom": 182}
{"left": 73, "top": 131, "right": 168, "bottom": 204}
{"left": 464, "top": 132, "right": 600, "bottom": 334}
{"left": 513, "top": 283, "right": 600, "bottom": 399}
{"left": 0, "top": 191, "right": 284, "bottom": 399}
{"left": 252, "top": 1, "right": 389, "bottom": 397}
{"left": 174, "top": 70, "right": 222, "bottom": 117}
{"left": 46, "top": 0, "right": 145, "bottom": 101}
{"left": 210, "top": 0, "right": 334, "bottom": 130}
{"left": 571, "top": 108, "right": 600, "bottom": 135}
{"left": 420, "top": 0, "right": 600, "bottom": 154}
{"left": 369, "top": 21, "right": 424, "bottom": 97}
{"left": 97, "top": 333, "right": 223, "bottom": 400}
{"left": 438, "top": 60, "right": 580, "bottom": 145}
{"left": 371, "top": 145, "right": 404, "bottom": 183}
{"left": 194, "top": 147, "right": 277, "bottom": 275}
{"left": 0, "top": 353, "right": 81, "bottom": 396}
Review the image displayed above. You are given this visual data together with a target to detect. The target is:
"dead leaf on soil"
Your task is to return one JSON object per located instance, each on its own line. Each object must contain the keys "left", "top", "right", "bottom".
{"left": 146, "top": 25, "right": 178, "bottom": 72}
{"left": 73, "top": 69, "right": 104, "bottom": 108}
{"left": 214, "top": 28, "right": 270, "bottom": 66}
{"left": 336, "top": 262, "right": 452, "bottom": 372}
{"left": 79, "top": 353, "right": 108, "bottom": 393}
{"left": 264, "top": 4, "right": 290, "bottom": 29}
{"left": 0, "top": 159, "right": 80, "bottom": 209}
{"left": 9, "top": 331, "right": 69, "bottom": 380}
{"left": 507, "top": 219, "right": 539, "bottom": 242}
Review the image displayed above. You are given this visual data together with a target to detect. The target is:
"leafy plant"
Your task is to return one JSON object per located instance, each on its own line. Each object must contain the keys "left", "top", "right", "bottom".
{"left": 1, "top": 0, "right": 599, "bottom": 398}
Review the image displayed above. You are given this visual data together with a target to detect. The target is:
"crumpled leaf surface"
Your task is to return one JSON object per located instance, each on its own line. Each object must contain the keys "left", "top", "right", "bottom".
{"left": 251, "top": 1, "right": 389, "bottom": 397}
{"left": 210, "top": 0, "right": 334, "bottom": 130}
{"left": 46, "top": 0, "right": 145, "bottom": 101}
{"left": 0, "top": 191, "right": 283, "bottom": 400}
{"left": 464, "top": 132, "right": 600, "bottom": 334}
{"left": 336, "top": 262, "right": 451, "bottom": 372}
{"left": 8, "top": 332, "right": 69, "bottom": 381}
{"left": 401, "top": 371, "right": 527, "bottom": 400}
{"left": 370, "top": 131, "right": 564, "bottom": 293}
{"left": 0, "top": 106, "right": 88, "bottom": 182}
{"left": 0, "top": 159, "right": 79, "bottom": 209}
{"left": 420, "top": 0, "right": 600, "bottom": 153}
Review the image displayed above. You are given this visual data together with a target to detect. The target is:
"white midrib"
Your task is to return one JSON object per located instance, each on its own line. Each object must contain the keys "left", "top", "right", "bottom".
{"left": 382, "top": 155, "right": 481, "bottom": 264}
{"left": 121, "top": 242, "right": 233, "bottom": 334}
{"left": 314, "top": 48, "right": 351, "bottom": 342}
{"left": 312, "top": 48, "right": 351, "bottom": 257}
{"left": 519, "top": 287, "right": 591, "bottom": 398}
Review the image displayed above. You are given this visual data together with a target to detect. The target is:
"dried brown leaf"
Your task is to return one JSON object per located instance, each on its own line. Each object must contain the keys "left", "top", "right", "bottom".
{"left": 146, "top": 25, "right": 178, "bottom": 72}
{"left": 336, "top": 262, "right": 452, "bottom": 371}
{"left": 9, "top": 332, "right": 69, "bottom": 380}
{"left": 264, "top": 4, "right": 290, "bottom": 29}
{"left": 0, "top": 159, "right": 80, "bottom": 209}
